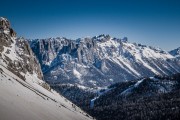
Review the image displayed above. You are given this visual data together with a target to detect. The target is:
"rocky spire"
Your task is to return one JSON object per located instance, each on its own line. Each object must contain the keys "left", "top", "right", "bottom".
{"left": 0, "top": 17, "right": 49, "bottom": 90}
{"left": 0, "top": 17, "right": 16, "bottom": 37}
{"left": 0, "top": 17, "right": 10, "bottom": 29}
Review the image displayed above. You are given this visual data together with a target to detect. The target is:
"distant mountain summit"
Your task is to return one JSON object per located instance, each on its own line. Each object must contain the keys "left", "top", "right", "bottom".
{"left": 29, "top": 34, "right": 180, "bottom": 89}
{"left": 169, "top": 47, "right": 180, "bottom": 58}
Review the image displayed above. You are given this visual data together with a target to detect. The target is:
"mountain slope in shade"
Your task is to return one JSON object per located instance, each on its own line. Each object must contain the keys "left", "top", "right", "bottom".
{"left": 88, "top": 74, "right": 180, "bottom": 120}
{"left": 169, "top": 47, "right": 180, "bottom": 58}
{"left": 30, "top": 35, "right": 180, "bottom": 88}
{"left": 0, "top": 17, "right": 93, "bottom": 120}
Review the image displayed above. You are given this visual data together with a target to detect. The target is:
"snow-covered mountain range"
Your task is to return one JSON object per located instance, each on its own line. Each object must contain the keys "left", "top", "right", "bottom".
{"left": 0, "top": 17, "right": 92, "bottom": 120}
{"left": 29, "top": 35, "right": 180, "bottom": 89}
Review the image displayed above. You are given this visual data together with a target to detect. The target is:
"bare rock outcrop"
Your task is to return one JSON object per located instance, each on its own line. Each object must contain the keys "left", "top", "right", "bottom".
{"left": 0, "top": 17, "right": 50, "bottom": 90}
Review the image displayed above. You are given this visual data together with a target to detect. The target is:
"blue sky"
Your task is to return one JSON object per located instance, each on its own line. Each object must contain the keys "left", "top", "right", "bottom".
{"left": 1, "top": 0, "right": 180, "bottom": 50}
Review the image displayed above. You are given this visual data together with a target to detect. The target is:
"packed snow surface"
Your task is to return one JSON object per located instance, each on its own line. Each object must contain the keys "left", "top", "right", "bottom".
{"left": 0, "top": 65, "right": 93, "bottom": 120}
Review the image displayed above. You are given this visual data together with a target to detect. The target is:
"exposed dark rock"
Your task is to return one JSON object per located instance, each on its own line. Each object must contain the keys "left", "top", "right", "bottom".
{"left": 0, "top": 17, "right": 49, "bottom": 90}
{"left": 0, "top": 17, "right": 10, "bottom": 30}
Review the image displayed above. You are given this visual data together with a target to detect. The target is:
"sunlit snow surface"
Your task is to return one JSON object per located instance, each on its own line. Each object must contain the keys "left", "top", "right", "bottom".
{"left": 0, "top": 65, "right": 93, "bottom": 120}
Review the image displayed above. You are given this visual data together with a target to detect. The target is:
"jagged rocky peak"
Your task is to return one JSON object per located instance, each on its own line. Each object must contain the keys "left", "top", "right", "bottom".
{"left": 0, "top": 17, "right": 49, "bottom": 89}
{"left": 0, "top": 17, "right": 15, "bottom": 52}
{"left": 0, "top": 17, "right": 10, "bottom": 29}
{"left": 121, "top": 37, "right": 128, "bottom": 42}
{"left": 169, "top": 47, "right": 180, "bottom": 57}
{"left": 92, "top": 34, "right": 111, "bottom": 42}
{"left": 0, "top": 17, "right": 16, "bottom": 37}
{"left": 92, "top": 34, "right": 128, "bottom": 44}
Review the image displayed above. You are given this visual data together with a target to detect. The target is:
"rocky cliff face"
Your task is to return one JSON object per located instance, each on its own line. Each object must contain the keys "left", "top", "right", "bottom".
{"left": 0, "top": 17, "right": 49, "bottom": 89}
{"left": 30, "top": 35, "right": 180, "bottom": 89}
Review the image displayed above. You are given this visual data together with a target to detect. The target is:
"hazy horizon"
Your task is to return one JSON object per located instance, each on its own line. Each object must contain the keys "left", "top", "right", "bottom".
{"left": 1, "top": 0, "right": 180, "bottom": 50}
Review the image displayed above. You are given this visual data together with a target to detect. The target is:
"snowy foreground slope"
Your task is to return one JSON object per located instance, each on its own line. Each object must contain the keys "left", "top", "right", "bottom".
{"left": 0, "top": 65, "right": 92, "bottom": 120}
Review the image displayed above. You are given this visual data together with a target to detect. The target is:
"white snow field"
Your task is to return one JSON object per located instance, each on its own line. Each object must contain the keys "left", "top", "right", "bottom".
{"left": 0, "top": 65, "right": 93, "bottom": 120}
